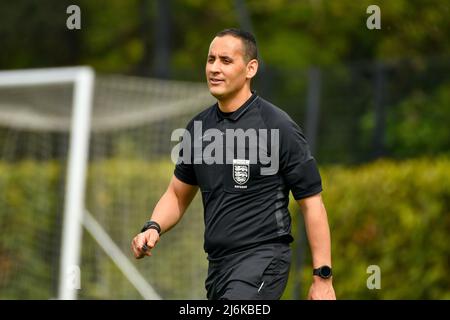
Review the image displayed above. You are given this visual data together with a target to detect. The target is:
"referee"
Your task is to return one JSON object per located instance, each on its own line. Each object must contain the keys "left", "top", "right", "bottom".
{"left": 131, "top": 28, "right": 336, "bottom": 300}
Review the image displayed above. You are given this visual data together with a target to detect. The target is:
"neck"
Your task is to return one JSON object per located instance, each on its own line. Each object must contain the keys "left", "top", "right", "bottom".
{"left": 217, "top": 86, "right": 252, "bottom": 113}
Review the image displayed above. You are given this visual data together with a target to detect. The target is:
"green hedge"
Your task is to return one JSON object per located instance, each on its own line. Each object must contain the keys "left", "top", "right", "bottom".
{"left": 83, "top": 159, "right": 207, "bottom": 299}
{"left": 286, "top": 157, "right": 450, "bottom": 299}
{"left": 0, "top": 158, "right": 449, "bottom": 299}
{"left": 0, "top": 161, "right": 61, "bottom": 298}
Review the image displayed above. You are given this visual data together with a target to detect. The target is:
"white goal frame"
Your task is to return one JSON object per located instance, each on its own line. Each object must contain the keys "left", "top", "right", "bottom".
{"left": 0, "top": 67, "right": 163, "bottom": 300}
{"left": 0, "top": 67, "right": 94, "bottom": 299}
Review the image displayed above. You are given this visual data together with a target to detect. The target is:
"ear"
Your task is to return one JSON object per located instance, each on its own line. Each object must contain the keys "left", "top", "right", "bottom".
{"left": 246, "top": 59, "right": 259, "bottom": 79}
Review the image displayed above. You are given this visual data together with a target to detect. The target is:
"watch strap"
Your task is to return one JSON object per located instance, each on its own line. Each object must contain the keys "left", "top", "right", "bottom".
{"left": 140, "top": 220, "right": 161, "bottom": 234}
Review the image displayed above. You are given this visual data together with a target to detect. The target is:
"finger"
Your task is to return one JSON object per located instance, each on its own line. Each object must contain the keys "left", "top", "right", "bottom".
{"left": 137, "top": 236, "right": 150, "bottom": 251}
{"left": 146, "top": 233, "right": 159, "bottom": 249}
{"left": 142, "top": 244, "right": 152, "bottom": 255}
{"left": 131, "top": 238, "right": 145, "bottom": 259}
{"left": 132, "top": 244, "right": 143, "bottom": 259}
{"left": 134, "top": 244, "right": 145, "bottom": 259}
{"left": 131, "top": 239, "right": 139, "bottom": 257}
{"left": 144, "top": 249, "right": 152, "bottom": 257}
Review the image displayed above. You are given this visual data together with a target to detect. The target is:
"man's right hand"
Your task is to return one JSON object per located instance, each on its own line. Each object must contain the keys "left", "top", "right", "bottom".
{"left": 131, "top": 229, "right": 160, "bottom": 259}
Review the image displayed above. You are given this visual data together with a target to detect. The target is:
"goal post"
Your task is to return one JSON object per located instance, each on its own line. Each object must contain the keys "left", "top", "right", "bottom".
{"left": 56, "top": 67, "right": 93, "bottom": 300}
{"left": 0, "top": 67, "right": 94, "bottom": 300}
{"left": 0, "top": 67, "right": 212, "bottom": 300}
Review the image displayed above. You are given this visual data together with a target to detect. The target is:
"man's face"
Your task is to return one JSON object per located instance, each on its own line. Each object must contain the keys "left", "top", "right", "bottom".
{"left": 205, "top": 35, "right": 250, "bottom": 100}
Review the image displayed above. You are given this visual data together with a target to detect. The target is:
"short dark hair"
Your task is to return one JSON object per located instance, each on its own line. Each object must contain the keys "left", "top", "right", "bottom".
{"left": 215, "top": 28, "right": 258, "bottom": 62}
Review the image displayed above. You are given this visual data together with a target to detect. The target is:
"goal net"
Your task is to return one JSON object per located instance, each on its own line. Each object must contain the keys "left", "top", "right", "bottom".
{"left": 0, "top": 67, "right": 214, "bottom": 299}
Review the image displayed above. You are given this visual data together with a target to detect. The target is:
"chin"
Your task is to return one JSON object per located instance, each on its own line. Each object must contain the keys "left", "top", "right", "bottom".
{"left": 209, "top": 88, "right": 227, "bottom": 99}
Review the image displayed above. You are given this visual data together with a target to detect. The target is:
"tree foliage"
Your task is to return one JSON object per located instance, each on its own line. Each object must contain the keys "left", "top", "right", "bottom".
{"left": 0, "top": 0, "right": 448, "bottom": 72}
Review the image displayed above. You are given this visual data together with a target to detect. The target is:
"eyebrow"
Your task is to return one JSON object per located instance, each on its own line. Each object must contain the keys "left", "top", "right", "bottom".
{"left": 208, "top": 54, "right": 233, "bottom": 60}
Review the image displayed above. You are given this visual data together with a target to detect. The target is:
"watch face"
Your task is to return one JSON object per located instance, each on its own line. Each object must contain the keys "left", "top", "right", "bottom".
{"left": 320, "top": 266, "right": 332, "bottom": 278}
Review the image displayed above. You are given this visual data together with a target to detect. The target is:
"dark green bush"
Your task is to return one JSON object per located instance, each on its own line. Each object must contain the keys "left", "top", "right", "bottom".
{"left": 286, "top": 158, "right": 450, "bottom": 299}
{"left": 0, "top": 158, "right": 448, "bottom": 299}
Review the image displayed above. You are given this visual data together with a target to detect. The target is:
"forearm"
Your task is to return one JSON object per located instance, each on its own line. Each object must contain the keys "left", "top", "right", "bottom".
{"left": 298, "top": 195, "right": 332, "bottom": 268}
{"left": 149, "top": 189, "right": 184, "bottom": 234}
{"left": 149, "top": 176, "right": 198, "bottom": 234}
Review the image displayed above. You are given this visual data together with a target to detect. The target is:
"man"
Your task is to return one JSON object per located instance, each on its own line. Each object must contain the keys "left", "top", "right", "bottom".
{"left": 131, "top": 28, "right": 336, "bottom": 300}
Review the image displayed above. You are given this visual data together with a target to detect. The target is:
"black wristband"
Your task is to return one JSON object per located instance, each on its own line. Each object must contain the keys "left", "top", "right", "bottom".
{"left": 140, "top": 220, "right": 161, "bottom": 234}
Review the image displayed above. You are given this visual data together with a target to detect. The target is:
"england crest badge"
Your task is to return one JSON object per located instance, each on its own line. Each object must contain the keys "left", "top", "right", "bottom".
{"left": 232, "top": 159, "right": 250, "bottom": 185}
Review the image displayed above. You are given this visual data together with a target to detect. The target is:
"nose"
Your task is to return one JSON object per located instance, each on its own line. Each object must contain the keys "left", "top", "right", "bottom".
{"left": 209, "top": 60, "right": 220, "bottom": 74}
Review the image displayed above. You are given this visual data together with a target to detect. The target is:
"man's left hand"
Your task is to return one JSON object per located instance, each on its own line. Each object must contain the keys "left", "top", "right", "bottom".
{"left": 307, "top": 277, "right": 336, "bottom": 300}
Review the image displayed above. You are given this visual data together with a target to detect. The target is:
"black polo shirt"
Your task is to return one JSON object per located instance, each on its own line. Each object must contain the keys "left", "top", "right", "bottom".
{"left": 174, "top": 92, "right": 322, "bottom": 259}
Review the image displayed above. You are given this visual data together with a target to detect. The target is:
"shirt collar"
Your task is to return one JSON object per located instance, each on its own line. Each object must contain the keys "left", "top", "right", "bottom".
{"left": 215, "top": 91, "right": 259, "bottom": 122}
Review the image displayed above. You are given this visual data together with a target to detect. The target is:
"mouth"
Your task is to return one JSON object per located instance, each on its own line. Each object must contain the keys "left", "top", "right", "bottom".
{"left": 209, "top": 78, "right": 224, "bottom": 85}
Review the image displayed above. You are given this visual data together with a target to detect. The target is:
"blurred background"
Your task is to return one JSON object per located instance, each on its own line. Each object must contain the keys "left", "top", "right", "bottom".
{"left": 0, "top": 0, "right": 448, "bottom": 299}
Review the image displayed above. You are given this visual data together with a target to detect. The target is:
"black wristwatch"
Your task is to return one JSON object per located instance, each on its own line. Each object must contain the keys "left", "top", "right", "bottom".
{"left": 140, "top": 220, "right": 161, "bottom": 235}
{"left": 313, "top": 265, "right": 332, "bottom": 279}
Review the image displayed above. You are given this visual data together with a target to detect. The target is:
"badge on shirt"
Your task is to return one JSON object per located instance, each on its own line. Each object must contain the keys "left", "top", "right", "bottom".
{"left": 233, "top": 159, "right": 250, "bottom": 188}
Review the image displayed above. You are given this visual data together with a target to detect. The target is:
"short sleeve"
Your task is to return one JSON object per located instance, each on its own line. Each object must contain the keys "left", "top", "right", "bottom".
{"left": 174, "top": 163, "right": 197, "bottom": 185}
{"left": 279, "top": 117, "right": 322, "bottom": 200}
{"left": 173, "top": 121, "right": 198, "bottom": 185}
